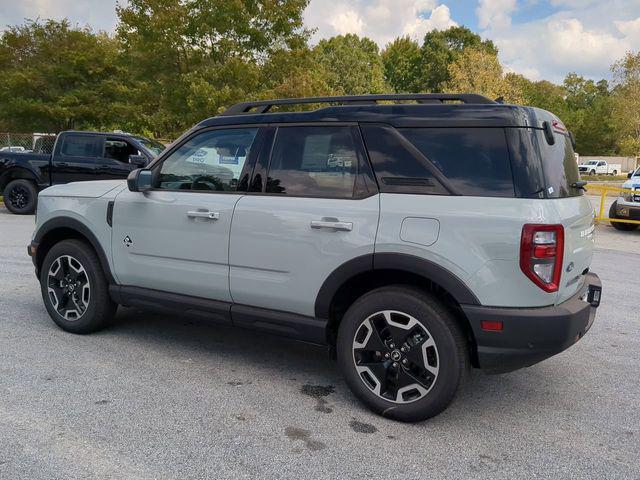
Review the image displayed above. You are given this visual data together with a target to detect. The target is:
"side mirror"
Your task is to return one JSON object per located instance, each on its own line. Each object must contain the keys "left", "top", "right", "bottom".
{"left": 628, "top": 172, "right": 633, "bottom": 179}
{"left": 127, "top": 169, "right": 153, "bottom": 192}
{"left": 129, "top": 154, "right": 148, "bottom": 167}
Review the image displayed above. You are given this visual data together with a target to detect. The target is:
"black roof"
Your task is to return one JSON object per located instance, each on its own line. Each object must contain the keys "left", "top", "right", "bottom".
{"left": 197, "top": 94, "right": 538, "bottom": 129}
{"left": 62, "top": 130, "right": 141, "bottom": 138}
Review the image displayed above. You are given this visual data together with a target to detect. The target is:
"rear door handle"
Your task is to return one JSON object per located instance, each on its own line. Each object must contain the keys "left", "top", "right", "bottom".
{"left": 187, "top": 210, "right": 220, "bottom": 220}
{"left": 57, "top": 162, "right": 69, "bottom": 167}
{"left": 311, "top": 219, "right": 353, "bottom": 231}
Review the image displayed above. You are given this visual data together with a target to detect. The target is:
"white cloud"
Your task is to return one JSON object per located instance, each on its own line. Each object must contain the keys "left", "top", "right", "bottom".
{"left": 304, "top": 0, "right": 456, "bottom": 47}
{"left": 328, "top": 9, "right": 365, "bottom": 36}
{"left": 481, "top": 1, "right": 640, "bottom": 82}
{"left": 616, "top": 16, "right": 640, "bottom": 45}
{"left": 403, "top": 4, "right": 457, "bottom": 39}
{"left": 476, "top": 0, "right": 517, "bottom": 30}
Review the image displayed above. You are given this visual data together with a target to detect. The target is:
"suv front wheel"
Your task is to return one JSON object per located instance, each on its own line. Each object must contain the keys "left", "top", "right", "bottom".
{"left": 40, "top": 239, "right": 117, "bottom": 333}
{"left": 337, "top": 286, "right": 467, "bottom": 422}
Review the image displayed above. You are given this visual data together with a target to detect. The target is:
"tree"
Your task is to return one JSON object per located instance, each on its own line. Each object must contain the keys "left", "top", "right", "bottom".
{"left": 419, "top": 26, "right": 497, "bottom": 92}
{"left": 381, "top": 36, "right": 422, "bottom": 93}
{"left": 0, "top": 20, "right": 132, "bottom": 132}
{"left": 611, "top": 51, "right": 640, "bottom": 156}
{"left": 116, "top": 0, "right": 311, "bottom": 136}
{"left": 444, "top": 47, "right": 523, "bottom": 103}
{"left": 314, "top": 34, "right": 388, "bottom": 95}
{"left": 559, "top": 74, "right": 616, "bottom": 155}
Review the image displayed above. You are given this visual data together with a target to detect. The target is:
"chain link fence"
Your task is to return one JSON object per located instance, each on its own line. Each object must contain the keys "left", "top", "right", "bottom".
{"left": 0, "top": 133, "right": 57, "bottom": 155}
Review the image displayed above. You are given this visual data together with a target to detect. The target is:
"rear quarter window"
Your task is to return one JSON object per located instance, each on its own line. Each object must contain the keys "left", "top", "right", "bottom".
{"left": 398, "top": 127, "right": 515, "bottom": 197}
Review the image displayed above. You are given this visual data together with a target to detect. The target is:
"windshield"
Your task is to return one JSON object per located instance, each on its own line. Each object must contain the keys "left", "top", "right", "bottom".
{"left": 135, "top": 137, "right": 166, "bottom": 156}
{"left": 585, "top": 161, "right": 598, "bottom": 165}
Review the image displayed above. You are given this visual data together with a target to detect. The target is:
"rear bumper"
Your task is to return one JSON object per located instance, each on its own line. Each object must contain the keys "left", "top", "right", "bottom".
{"left": 615, "top": 203, "right": 640, "bottom": 220}
{"left": 463, "top": 273, "right": 601, "bottom": 373}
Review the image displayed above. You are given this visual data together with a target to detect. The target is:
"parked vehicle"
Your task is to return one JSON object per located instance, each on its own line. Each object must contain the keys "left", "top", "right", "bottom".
{"left": 578, "top": 160, "right": 621, "bottom": 176}
{"left": 0, "top": 131, "right": 165, "bottom": 214}
{"left": 0, "top": 146, "right": 28, "bottom": 153}
{"left": 28, "top": 94, "right": 602, "bottom": 422}
{"left": 609, "top": 166, "right": 640, "bottom": 231}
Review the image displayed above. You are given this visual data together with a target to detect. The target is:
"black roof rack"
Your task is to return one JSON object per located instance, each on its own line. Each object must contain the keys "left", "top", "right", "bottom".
{"left": 221, "top": 93, "right": 496, "bottom": 116}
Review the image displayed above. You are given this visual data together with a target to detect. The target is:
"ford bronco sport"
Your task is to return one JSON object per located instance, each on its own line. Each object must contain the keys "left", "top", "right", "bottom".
{"left": 29, "top": 94, "right": 602, "bottom": 422}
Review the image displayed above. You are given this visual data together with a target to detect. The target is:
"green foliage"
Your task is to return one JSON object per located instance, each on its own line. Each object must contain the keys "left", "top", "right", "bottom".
{"left": 314, "top": 34, "right": 388, "bottom": 95}
{"left": 611, "top": 52, "right": 640, "bottom": 156}
{"left": 444, "top": 47, "right": 524, "bottom": 103}
{"left": 419, "top": 26, "right": 497, "bottom": 93}
{"left": 0, "top": 20, "right": 134, "bottom": 132}
{"left": 115, "top": 0, "right": 311, "bottom": 137}
{"left": 381, "top": 36, "right": 422, "bottom": 93}
{"left": 0, "top": 13, "right": 637, "bottom": 158}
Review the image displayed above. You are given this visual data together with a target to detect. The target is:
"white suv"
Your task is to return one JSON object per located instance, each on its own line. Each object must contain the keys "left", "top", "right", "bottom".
{"left": 29, "top": 95, "right": 602, "bottom": 422}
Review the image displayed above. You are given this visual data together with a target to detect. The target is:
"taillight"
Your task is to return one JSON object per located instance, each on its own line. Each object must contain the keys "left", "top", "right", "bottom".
{"left": 520, "top": 224, "right": 564, "bottom": 293}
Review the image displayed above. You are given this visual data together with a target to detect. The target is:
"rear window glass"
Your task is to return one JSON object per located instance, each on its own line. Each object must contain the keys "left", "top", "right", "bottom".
{"left": 399, "top": 128, "right": 515, "bottom": 197}
{"left": 60, "top": 135, "right": 99, "bottom": 158}
{"left": 267, "top": 126, "right": 359, "bottom": 198}
{"left": 360, "top": 125, "right": 448, "bottom": 195}
{"left": 537, "top": 131, "right": 582, "bottom": 198}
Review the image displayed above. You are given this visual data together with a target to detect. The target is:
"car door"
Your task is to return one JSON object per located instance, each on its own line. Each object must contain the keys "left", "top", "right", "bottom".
{"left": 229, "top": 124, "right": 379, "bottom": 318}
{"left": 51, "top": 133, "right": 99, "bottom": 184}
{"left": 94, "top": 137, "right": 143, "bottom": 179}
{"left": 111, "top": 126, "right": 264, "bottom": 304}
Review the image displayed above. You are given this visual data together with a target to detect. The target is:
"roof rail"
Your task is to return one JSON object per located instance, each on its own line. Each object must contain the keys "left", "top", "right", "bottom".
{"left": 221, "top": 93, "right": 496, "bottom": 116}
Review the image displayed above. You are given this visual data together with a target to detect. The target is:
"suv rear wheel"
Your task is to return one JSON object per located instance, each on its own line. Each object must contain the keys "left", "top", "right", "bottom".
{"left": 3, "top": 179, "right": 37, "bottom": 214}
{"left": 40, "top": 239, "right": 117, "bottom": 333}
{"left": 337, "top": 286, "right": 467, "bottom": 422}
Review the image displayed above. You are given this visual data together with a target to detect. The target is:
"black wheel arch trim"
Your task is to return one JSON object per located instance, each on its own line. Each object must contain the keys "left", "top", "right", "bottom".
{"left": 33, "top": 216, "right": 115, "bottom": 284}
{"left": 314, "top": 252, "right": 480, "bottom": 319}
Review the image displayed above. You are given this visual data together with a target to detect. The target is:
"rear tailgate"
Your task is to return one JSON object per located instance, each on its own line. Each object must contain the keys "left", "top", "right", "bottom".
{"left": 553, "top": 196, "right": 595, "bottom": 304}
{"left": 529, "top": 107, "right": 595, "bottom": 304}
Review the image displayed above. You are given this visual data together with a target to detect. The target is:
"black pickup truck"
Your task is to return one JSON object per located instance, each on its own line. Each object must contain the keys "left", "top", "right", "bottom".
{"left": 0, "top": 131, "right": 165, "bottom": 214}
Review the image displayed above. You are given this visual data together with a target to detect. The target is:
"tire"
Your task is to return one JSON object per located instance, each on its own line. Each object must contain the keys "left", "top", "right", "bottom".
{"left": 590, "top": 169, "right": 596, "bottom": 176}
{"left": 609, "top": 201, "right": 638, "bottom": 231}
{"left": 40, "top": 239, "right": 117, "bottom": 334}
{"left": 337, "top": 286, "right": 468, "bottom": 422}
{"left": 3, "top": 179, "right": 37, "bottom": 214}
{"left": 612, "top": 170, "right": 617, "bottom": 176}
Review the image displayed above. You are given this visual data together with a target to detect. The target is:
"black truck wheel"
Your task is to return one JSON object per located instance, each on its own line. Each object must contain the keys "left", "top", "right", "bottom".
{"left": 3, "top": 179, "right": 37, "bottom": 214}
{"left": 609, "top": 201, "right": 639, "bottom": 231}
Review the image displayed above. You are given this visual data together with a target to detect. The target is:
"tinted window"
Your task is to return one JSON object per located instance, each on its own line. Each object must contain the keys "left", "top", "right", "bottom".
{"left": 60, "top": 135, "right": 99, "bottom": 158}
{"left": 157, "top": 128, "right": 258, "bottom": 191}
{"left": 104, "top": 138, "right": 139, "bottom": 163}
{"left": 399, "top": 128, "right": 515, "bottom": 197}
{"left": 266, "top": 126, "right": 360, "bottom": 198}
{"left": 360, "top": 125, "right": 448, "bottom": 195}
{"left": 536, "top": 131, "right": 582, "bottom": 198}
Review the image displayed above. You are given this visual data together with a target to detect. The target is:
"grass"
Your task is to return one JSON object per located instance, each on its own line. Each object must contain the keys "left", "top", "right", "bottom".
{"left": 582, "top": 174, "right": 629, "bottom": 182}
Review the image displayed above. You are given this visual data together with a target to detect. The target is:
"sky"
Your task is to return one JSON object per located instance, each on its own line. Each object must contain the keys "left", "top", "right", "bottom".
{"left": 1, "top": 0, "right": 639, "bottom": 83}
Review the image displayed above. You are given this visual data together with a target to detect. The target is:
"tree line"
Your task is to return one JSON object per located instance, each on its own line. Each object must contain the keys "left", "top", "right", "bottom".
{"left": 0, "top": 0, "right": 638, "bottom": 156}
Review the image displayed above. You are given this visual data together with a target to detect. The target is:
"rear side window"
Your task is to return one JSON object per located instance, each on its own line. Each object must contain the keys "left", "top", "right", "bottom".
{"left": 267, "top": 126, "right": 369, "bottom": 198}
{"left": 536, "top": 131, "right": 582, "bottom": 198}
{"left": 360, "top": 125, "right": 448, "bottom": 195}
{"left": 60, "top": 135, "right": 99, "bottom": 158}
{"left": 399, "top": 128, "right": 515, "bottom": 197}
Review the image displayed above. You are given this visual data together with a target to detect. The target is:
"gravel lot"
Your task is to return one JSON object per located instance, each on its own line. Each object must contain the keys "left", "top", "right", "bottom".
{"left": 1, "top": 204, "right": 639, "bottom": 480}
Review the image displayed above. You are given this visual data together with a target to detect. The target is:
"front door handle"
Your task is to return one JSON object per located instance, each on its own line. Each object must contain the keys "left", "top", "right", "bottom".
{"left": 187, "top": 210, "right": 220, "bottom": 220}
{"left": 311, "top": 218, "right": 353, "bottom": 231}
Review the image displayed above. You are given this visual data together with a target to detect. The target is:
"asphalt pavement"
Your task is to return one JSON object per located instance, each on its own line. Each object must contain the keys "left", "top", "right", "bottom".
{"left": 0, "top": 205, "right": 639, "bottom": 480}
